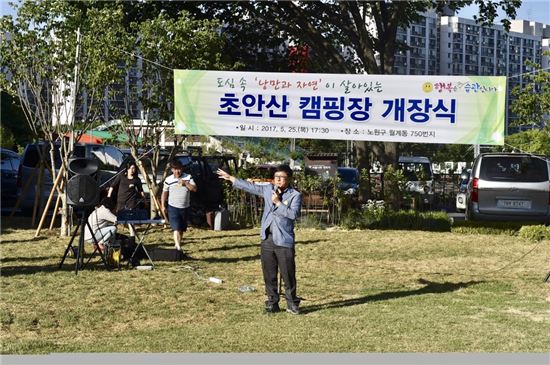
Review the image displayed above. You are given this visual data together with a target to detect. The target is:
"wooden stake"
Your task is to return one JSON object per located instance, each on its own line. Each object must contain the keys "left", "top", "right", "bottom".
{"left": 49, "top": 191, "right": 62, "bottom": 230}
{"left": 31, "top": 162, "right": 45, "bottom": 227}
{"left": 35, "top": 165, "right": 65, "bottom": 237}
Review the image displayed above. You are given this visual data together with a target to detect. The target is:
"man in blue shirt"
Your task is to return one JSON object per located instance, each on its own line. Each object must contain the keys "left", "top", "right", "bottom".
{"left": 217, "top": 165, "right": 302, "bottom": 314}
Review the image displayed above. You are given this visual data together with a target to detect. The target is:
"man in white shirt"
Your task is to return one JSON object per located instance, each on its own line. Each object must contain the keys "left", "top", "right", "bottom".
{"left": 161, "top": 160, "right": 197, "bottom": 253}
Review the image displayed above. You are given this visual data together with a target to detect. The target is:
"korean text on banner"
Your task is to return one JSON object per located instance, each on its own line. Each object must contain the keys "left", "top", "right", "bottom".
{"left": 174, "top": 70, "right": 506, "bottom": 145}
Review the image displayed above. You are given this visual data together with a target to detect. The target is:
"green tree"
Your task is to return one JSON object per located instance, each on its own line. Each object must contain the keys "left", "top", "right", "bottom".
{"left": 504, "top": 127, "right": 550, "bottom": 156}
{"left": 189, "top": 1, "right": 520, "bottom": 200}
{"left": 509, "top": 51, "right": 550, "bottom": 130}
{"left": 105, "top": 10, "right": 236, "bottom": 216}
{"left": 0, "top": 91, "right": 31, "bottom": 151}
{"left": 0, "top": 125, "right": 16, "bottom": 150}
{"left": 0, "top": 0, "right": 131, "bottom": 235}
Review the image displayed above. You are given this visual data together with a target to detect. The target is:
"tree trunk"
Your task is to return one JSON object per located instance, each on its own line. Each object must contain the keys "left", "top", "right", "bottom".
{"left": 355, "top": 141, "right": 370, "bottom": 202}
{"left": 60, "top": 193, "right": 69, "bottom": 237}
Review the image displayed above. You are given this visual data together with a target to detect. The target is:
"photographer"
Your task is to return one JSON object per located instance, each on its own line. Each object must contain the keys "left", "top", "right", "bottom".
{"left": 84, "top": 197, "right": 117, "bottom": 252}
{"left": 217, "top": 165, "right": 302, "bottom": 315}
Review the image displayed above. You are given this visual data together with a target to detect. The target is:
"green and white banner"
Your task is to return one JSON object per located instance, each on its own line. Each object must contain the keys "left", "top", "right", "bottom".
{"left": 174, "top": 70, "right": 506, "bottom": 145}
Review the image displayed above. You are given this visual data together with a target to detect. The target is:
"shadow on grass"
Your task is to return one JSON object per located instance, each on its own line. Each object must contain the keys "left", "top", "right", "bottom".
{"left": 195, "top": 242, "right": 258, "bottom": 253}
{"left": 298, "top": 239, "right": 326, "bottom": 245}
{"left": 301, "top": 278, "right": 483, "bottom": 314}
{"left": 1, "top": 236, "right": 48, "bottom": 244}
{"left": 193, "top": 238, "right": 327, "bottom": 253}
{"left": 2, "top": 256, "right": 57, "bottom": 263}
{"left": 199, "top": 233, "right": 259, "bottom": 240}
{"left": 199, "top": 254, "right": 260, "bottom": 263}
{"left": 0, "top": 260, "right": 112, "bottom": 277}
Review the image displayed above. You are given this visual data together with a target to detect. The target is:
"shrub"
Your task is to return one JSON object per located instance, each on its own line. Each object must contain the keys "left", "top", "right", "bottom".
{"left": 518, "top": 225, "right": 550, "bottom": 241}
{"left": 297, "top": 214, "right": 328, "bottom": 230}
{"left": 340, "top": 204, "right": 451, "bottom": 232}
{"left": 369, "top": 210, "right": 451, "bottom": 232}
{"left": 340, "top": 209, "right": 366, "bottom": 230}
{"left": 451, "top": 221, "right": 541, "bottom": 236}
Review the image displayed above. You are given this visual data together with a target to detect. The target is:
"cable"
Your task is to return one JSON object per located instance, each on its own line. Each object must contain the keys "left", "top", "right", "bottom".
{"left": 507, "top": 66, "right": 550, "bottom": 79}
{"left": 108, "top": 41, "right": 550, "bottom": 80}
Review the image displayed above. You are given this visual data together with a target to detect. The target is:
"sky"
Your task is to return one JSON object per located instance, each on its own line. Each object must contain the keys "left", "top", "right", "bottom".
{"left": 1, "top": 0, "right": 549, "bottom": 25}
{"left": 458, "top": 0, "right": 550, "bottom": 25}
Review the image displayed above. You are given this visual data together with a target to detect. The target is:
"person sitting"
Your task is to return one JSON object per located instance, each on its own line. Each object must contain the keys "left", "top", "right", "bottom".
{"left": 84, "top": 197, "right": 117, "bottom": 252}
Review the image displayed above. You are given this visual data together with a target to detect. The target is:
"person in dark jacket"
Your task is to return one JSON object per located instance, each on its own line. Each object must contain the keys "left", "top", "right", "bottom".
{"left": 217, "top": 165, "right": 302, "bottom": 314}
{"left": 107, "top": 161, "right": 146, "bottom": 236}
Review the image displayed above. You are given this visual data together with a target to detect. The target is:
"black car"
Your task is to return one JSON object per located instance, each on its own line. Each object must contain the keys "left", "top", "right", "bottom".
{"left": 173, "top": 152, "right": 237, "bottom": 226}
{"left": 1, "top": 148, "right": 21, "bottom": 204}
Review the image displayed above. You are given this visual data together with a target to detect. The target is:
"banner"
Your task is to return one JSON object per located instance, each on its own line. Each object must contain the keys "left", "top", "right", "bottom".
{"left": 174, "top": 70, "right": 506, "bottom": 145}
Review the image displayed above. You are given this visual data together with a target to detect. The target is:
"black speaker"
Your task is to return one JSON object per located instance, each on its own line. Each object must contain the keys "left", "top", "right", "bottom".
{"left": 67, "top": 158, "right": 100, "bottom": 207}
{"left": 68, "top": 158, "right": 99, "bottom": 176}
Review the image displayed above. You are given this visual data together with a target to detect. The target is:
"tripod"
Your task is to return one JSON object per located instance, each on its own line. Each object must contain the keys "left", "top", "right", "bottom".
{"left": 59, "top": 209, "right": 109, "bottom": 274}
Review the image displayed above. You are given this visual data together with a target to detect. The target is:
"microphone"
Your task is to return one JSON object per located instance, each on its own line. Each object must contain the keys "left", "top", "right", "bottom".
{"left": 276, "top": 188, "right": 283, "bottom": 201}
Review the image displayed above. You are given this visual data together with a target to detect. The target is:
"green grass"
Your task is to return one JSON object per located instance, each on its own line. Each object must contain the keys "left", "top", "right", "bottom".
{"left": 1, "top": 217, "right": 549, "bottom": 353}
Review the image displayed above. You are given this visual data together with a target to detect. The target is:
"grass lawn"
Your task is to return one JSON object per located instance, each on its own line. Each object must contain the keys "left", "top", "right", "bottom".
{"left": 1, "top": 218, "right": 549, "bottom": 354}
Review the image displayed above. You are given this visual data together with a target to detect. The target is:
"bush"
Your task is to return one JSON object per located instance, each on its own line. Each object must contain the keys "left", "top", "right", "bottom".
{"left": 340, "top": 204, "right": 451, "bottom": 232}
{"left": 518, "top": 225, "right": 550, "bottom": 241}
{"left": 297, "top": 214, "right": 328, "bottom": 230}
{"left": 369, "top": 210, "right": 451, "bottom": 232}
{"left": 340, "top": 209, "right": 366, "bottom": 230}
{"left": 451, "top": 221, "right": 541, "bottom": 236}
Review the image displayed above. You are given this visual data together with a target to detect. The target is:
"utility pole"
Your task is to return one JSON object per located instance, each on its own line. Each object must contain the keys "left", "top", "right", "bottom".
{"left": 289, "top": 138, "right": 296, "bottom": 169}
{"left": 69, "top": 26, "right": 82, "bottom": 153}
{"left": 474, "top": 144, "right": 480, "bottom": 158}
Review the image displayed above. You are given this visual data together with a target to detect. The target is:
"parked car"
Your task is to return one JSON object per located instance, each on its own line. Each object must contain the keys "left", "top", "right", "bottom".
{"left": 1, "top": 148, "right": 21, "bottom": 204}
{"left": 173, "top": 151, "right": 237, "bottom": 226}
{"left": 337, "top": 167, "right": 360, "bottom": 195}
{"left": 17, "top": 141, "right": 125, "bottom": 214}
{"left": 465, "top": 153, "right": 550, "bottom": 223}
{"left": 455, "top": 169, "right": 471, "bottom": 212}
{"left": 398, "top": 156, "right": 434, "bottom": 205}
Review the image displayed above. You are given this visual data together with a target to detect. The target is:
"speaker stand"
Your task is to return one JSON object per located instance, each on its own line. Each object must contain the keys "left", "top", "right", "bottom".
{"left": 59, "top": 211, "right": 109, "bottom": 274}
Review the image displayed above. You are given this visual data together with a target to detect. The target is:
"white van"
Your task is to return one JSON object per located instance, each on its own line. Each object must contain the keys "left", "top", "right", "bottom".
{"left": 465, "top": 153, "right": 550, "bottom": 223}
{"left": 398, "top": 156, "right": 434, "bottom": 205}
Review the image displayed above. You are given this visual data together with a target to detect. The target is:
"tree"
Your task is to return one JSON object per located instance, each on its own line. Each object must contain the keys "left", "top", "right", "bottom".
{"left": 0, "top": 0, "right": 131, "bottom": 235}
{"left": 0, "top": 125, "right": 16, "bottom": 150}
{"left": 504, "top": 127, "right": 550, "bottom": 156}
{"left": 105, "top": 10, "right": 236, "bottom": 217}
{"left": 509, "top": 51, "right": 550, "bottom": 130}
{"left": 187, "top": 1, "right": 520, "bottom": 199}
{"left": 0, "top": 91, "right": 31, "bottom": 151}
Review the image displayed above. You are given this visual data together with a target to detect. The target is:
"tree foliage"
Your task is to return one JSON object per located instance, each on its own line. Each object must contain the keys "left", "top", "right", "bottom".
{"left": 504, "top": 126, "right": 550, "bottom": 157}
{"left": 187, "top": 1, "right": 520, "bottom": 176}
{"left": 509, "top": 51, "right": 550, "bottom": 130}
{"left": 0, "top": 0, "right": 131, "bottom": 234}
{"left": 106, "top": 9, "right": 236, "bottom": 216}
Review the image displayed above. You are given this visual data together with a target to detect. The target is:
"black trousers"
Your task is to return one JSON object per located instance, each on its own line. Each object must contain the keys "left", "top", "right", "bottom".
{"left": 260, "top": 233, "right": 299, "bottom": 306}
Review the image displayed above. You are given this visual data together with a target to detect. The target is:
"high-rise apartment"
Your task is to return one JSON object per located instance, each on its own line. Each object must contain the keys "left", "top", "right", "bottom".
{"left": 394, "top": 12, "right": 549, "bottom": 133}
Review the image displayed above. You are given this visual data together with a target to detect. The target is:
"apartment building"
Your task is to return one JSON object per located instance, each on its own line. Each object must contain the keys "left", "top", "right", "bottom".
{"left": 394, "top": 11, "right": 440, "bottom": 75}
{"left": 394, "top": 13, "right": 549, "bottom": 133}
{"left": 83, "top": 12, "right": 550, "bottom": 139}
